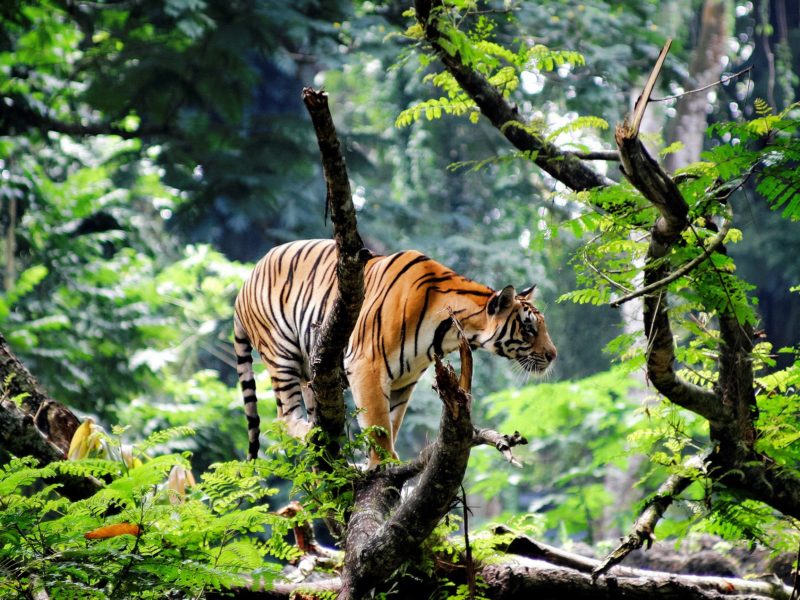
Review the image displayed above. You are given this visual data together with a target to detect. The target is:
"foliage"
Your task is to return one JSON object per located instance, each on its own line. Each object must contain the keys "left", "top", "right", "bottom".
{"left": 0, "top": 422, "right": 377, "bottom": 598}
{"left": 0, "top": 0, "right": 351, "bottom": 259}
{"left": 2, "top": 0, "right": 800, "bottom": 591}
{"left": 467, "top": 368, "right": 647, "bottom": 541}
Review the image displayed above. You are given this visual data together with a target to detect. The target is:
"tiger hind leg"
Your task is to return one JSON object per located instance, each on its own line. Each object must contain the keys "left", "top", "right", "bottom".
{"left": 263, "top": 359, "right": 312, "bottom": 440}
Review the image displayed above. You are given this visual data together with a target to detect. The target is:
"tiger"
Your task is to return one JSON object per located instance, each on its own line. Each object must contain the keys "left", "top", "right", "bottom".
{"left": 233, "top": 239, "right": 557, "bottom": 464}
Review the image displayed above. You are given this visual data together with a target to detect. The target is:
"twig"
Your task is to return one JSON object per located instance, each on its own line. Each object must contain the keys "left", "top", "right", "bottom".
{"left": 651, "top": 66, "right": 753, "bottom": 102}
{"left": 569, "top": 150, "right": 621, "bottom": 161}
{"left": 471, "top": 428, "right": 527, "bottom": 467}
{"left": 583, "top": 245, "right": 634, "bottom": 295}
{"left": 610, "top": 214, "right": 731, "bottom": 308}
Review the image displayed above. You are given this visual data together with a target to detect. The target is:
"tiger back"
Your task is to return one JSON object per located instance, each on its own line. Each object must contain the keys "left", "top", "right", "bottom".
{"left": 234, "top": 239, "right": 557, "bottom": 463}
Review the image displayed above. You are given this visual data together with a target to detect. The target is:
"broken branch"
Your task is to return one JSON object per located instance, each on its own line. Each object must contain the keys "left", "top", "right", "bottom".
{"left": 471, "top": 428, "right": 528, "bottom": 468}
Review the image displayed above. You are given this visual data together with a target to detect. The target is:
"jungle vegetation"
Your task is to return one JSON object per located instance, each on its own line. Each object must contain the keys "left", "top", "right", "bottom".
{"left": 0, "top": 0, "right": 799, "bottom": 598}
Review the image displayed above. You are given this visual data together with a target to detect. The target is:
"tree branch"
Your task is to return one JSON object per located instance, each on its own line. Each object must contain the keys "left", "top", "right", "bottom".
{"left": 471, "top": 428, "right": 528, "bottom": 468}
{"left": 302, "top": 88, "right": 369, "bottom": 449}
{"left": 413, "top": 0, "right": 610, "bottom": 192}
{"left": 613, "top": 43, "right": 800, "bottom": 520}
{"left": 613, "top": 47, "right": 722, "bottom": 423}
{"left": 610, "top": 214, "right": 732, "bottom": 308}
{"left": 493, "top": 528, "right": 792, "bottom": 598}
{"left": 480, "top": 556, "right": 791, "bottom": 599}
{"left": 0, "top": 93, "right": 172, "bottom": 140}
{"left": 220, "top": 535, "right": 793, "bottom": 599}
{"left": 593, "top": 455, "right": 705, "bottom": 578}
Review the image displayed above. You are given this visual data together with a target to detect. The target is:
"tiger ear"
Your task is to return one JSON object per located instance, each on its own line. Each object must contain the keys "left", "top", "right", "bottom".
{"left": 519, "top": 284, "right": 537, "bottom": 301}
{"left": 487, "top": 285, "right": 516, "bottom": 316}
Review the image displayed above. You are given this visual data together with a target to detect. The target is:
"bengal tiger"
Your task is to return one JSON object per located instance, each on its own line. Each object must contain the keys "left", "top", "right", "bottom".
{"left": 233, "top": 239, "right": 557, "bottom": 464}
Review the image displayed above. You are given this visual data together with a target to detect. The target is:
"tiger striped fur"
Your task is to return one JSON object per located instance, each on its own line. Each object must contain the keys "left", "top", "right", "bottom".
{"left": 234, "top": 239, "right": 557, "bottom": 464}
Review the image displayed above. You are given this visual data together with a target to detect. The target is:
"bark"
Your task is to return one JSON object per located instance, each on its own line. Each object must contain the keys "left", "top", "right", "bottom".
{"left": 301, "top": 87, "right": 369, "bottom": 447}
{"left": 0, "top": 332, "right": 99, "bottom": 499}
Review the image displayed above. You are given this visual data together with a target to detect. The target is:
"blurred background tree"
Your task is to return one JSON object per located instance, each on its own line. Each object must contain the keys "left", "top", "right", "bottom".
{"left": 1, "top": 0, "right": 798, "bottom": 551}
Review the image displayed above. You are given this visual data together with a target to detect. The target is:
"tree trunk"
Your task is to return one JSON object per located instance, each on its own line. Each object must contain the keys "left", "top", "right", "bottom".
{"left": 664, "top": 0, "right": 730, "bottom": 173}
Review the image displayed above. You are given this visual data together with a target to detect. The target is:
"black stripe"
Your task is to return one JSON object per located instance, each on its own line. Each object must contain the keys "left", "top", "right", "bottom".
{"left": 235, "top": 335, "right": 251, "bottom": 344}
{"left": 243, "top": 396, "right": 257, "bottom": 404}
{"left": 240, "top": 379, "right": 256, "bottom": 391}
{"left": 237, "top": 354, "right": 252, "bottom": 365}
{"left": 432, "top": 318, "right": 452, "bottom": 357}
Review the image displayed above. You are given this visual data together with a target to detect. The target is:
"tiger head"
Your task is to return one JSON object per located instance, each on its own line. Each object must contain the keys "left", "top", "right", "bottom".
{"left": 480, "top": 284, "right": 557, "bottom": 373}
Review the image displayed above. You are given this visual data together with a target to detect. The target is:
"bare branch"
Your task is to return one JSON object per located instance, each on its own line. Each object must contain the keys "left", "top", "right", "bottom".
{"left": 569, "top": 150, "right": 621, "bottom": 161}
{"left": 630, "top": 39, "right": 672, "bottom": 135}
{"left": 480, "top": 556, "right": 791, "bottom": 599}
{"left": 471, "top": 428, "right": 527, "bottom": 468}
{"left": 493, "top": 527, "right": 792, "bottom": 598}
{"left": 652, "top": 66, "right": 753, "bottom": 103}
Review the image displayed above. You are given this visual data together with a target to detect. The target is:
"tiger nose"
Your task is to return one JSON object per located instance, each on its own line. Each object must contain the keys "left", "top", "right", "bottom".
{"left": 545, "top": 348, "right": 557, "bottom": 362}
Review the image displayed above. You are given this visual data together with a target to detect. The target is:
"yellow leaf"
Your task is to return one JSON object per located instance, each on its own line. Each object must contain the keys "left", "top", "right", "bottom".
{"left": 67, "top": 418, "right": 102, "bottom": 461}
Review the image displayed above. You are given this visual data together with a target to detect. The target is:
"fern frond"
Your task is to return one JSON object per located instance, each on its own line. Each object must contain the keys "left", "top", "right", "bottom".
{"left": 546, "top": 116, "right": 608, "bottom": 142}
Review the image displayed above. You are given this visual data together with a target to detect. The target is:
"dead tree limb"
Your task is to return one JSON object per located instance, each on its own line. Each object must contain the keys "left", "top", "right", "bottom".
{"left": 217, "top": 539, "right": 792, "bottom": 600}
{"left": 302, "top": 87, "right": 369, "bottom": 448}
{"left": 338, "top": 347, "right": 475, "bottom": 599}
{"left": 479, "top": 556, "right": 790, "bottom": 600}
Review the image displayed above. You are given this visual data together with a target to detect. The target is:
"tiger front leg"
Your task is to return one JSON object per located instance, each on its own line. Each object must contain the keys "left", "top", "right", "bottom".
{"left": 349, "top": 371, "right": 397, "bottom": 467}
